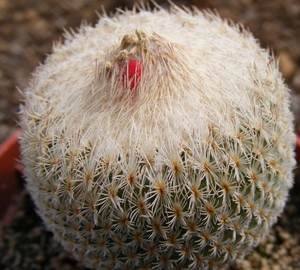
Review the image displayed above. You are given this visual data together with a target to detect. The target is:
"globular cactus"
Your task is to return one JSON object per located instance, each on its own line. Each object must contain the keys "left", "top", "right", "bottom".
{"left": 19, "top": 3, "right": 295, "bottom": 270}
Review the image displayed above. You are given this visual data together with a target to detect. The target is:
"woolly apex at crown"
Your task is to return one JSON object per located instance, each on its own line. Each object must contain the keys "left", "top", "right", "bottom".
{"left": 19, "top": 2, "right": 295, "bottom": 270}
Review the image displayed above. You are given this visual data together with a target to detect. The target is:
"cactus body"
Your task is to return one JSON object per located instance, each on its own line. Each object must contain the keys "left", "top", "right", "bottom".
{"left": 20, "top": 4, "right": 295, "bottom": 270}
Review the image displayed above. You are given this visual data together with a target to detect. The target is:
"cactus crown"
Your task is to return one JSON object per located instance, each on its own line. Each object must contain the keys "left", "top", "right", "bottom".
{"left": 20, "top": 3, "right": 295, "bottom": 270}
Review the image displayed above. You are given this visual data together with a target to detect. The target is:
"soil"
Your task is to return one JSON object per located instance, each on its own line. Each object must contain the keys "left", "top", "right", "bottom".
{"left": 0, "top": 0, "right": 300, "bottom": 269}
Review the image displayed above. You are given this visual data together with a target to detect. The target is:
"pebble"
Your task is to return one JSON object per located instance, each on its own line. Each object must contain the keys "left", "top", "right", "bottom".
{"left": 278, "top": 230, "right": 291, "bottom": 241}
{"left": 260, "top": 258, "right": 270, "bottom": 270}
{"left": 292, "top": 69, "right": 300, "bottom": 92}
{"left": 279, "top": 51, "right": 297, "bottom": 82}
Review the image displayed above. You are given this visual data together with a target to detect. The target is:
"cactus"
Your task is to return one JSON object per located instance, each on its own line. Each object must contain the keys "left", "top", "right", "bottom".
{"left": 19, "top": 3, "right": 295, "bottom": 270}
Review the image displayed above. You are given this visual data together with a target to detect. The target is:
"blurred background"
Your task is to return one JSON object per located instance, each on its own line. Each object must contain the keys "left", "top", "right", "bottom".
{"left": 0, "top": 0, "right": 300, "bottom": 143}
{"left": 0, "top": 1, "right": 299, "bottom": 269}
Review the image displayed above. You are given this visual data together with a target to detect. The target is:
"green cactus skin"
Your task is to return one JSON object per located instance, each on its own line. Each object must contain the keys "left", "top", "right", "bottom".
{"left": 19, "top": 3, "right": 295, "bottom": 270}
